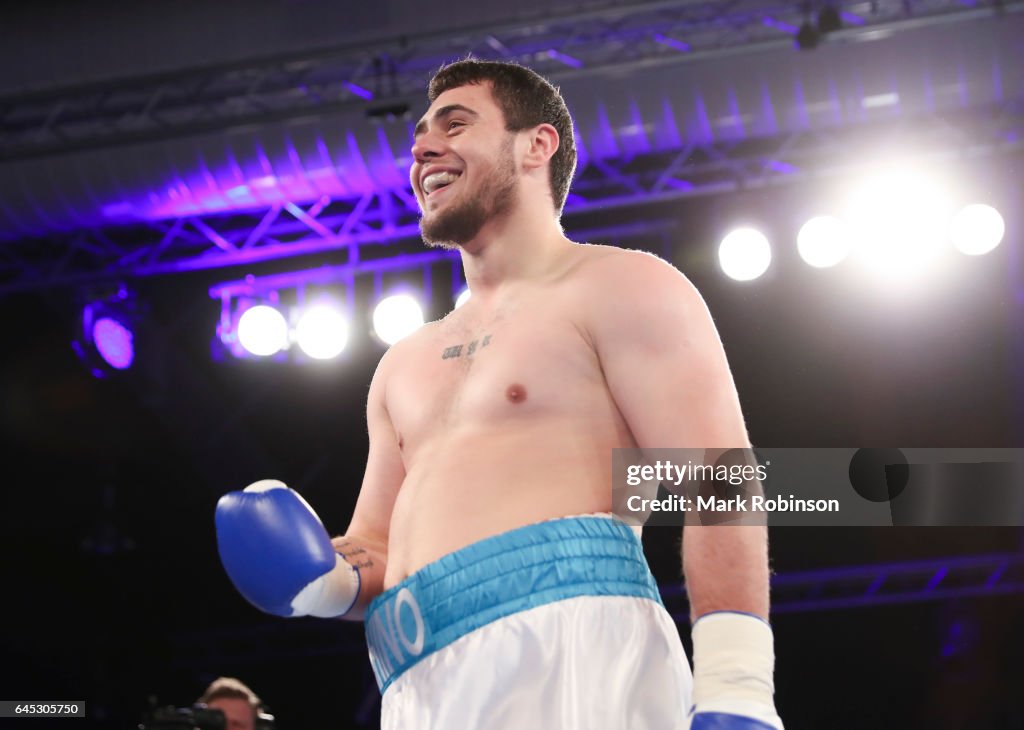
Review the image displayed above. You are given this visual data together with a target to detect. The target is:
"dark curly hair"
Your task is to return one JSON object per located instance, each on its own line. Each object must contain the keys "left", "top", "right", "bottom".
{"left": 428, "top": 59, "right": 577, "bottom": 216}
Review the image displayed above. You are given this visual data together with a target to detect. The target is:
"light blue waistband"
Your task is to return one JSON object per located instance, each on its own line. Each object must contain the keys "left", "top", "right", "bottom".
{"left": 364, "top": 516, "right": 661, "bottom": 693}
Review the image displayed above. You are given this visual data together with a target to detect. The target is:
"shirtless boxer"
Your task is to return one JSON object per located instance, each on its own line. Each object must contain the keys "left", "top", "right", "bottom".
{"left": 216, "top": 60, "right": 783, "bottom": 729}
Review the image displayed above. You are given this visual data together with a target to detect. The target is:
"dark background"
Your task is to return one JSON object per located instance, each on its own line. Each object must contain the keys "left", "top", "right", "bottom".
{"left": 1, "top": 2, "right": 1023, "bottom": 729}
{"left": 3, "top": 176, "right": 1022, "bottom": 728}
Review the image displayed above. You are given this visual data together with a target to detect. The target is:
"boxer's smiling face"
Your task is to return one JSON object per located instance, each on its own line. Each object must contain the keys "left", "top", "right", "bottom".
{"left": 411, "top": 83, "right": 519, "bottom": 248}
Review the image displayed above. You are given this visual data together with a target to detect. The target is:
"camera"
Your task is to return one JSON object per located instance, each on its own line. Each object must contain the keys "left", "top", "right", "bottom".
{"left": 138, "top": 703, "right": 275, "bottom": 730}
{"left": 138, "top": 705, "right": 225, "bottom": 730}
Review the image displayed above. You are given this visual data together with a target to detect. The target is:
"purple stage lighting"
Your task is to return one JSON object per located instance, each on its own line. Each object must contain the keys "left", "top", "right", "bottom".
{"left": 72, "top": 291, "right": 138, "bottom": 378}
{"left": 92, "top": 317, "right": 134, "bottom": 370}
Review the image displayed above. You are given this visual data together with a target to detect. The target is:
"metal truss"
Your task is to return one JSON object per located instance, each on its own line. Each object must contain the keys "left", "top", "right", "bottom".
{"left": 2, "top": 100, "right": 1020, "bottom": 296}
{"left": 667, "top": 552, "right": 1024, "bottom": 619}
{"left": 1, "top": 0, "right": 1018, "bottom": 162}
{"left": 0, "top": 191, "right": 676, "bottom": 296}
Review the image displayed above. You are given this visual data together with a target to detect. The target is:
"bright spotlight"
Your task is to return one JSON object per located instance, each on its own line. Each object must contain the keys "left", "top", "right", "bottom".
{"left": 237, "top": 304, "right": 289, "bottom": 356}
{"left": 719, "top": 228, "right": 772, "bottom": 281}
{"left": 296, "top": 304, "right": 349, "bottom": 360}
{"left": 797, "top": 216, "right": 853, "bottom": 268}
{"left": 950, "top": 204, "right": 1005, "bottom": 256}
{"left": 454, "top": 287, "right": 472, "bottom": 309}
{"left": 373, "top": 294, "right": 425, "bottom": 345}
{"left": 847, "top": 169, "right": 952, "bottom": 278}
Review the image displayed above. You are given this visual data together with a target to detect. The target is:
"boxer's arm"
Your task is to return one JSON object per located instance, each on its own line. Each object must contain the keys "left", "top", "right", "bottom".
{"left": 587, "top": 251, "right": 768, "bottom": 616}
{"left": 333, "top": 348, "right": 406, "bottom": 620}
{"left": 586, "top": 250, "right": 780, "bottom": 727}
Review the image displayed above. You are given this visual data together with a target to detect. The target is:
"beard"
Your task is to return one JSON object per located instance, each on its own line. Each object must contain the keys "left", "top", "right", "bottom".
{"left": 419, "top": 137, "right": 517, "bottom": 249}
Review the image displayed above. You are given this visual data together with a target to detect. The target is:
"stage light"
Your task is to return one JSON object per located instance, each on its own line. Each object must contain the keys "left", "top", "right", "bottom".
{"left": 373, "top": 294, "right": 425, "bottom": 345}
{"left": 846, "top": 169, "right": 952, "bottom": 279}
{"left": 72, "top": 288, "right": 138, "bottom": 378}
{"left": 719, "top": 228, "right": 772, "bottom": 281}
{"left": 295, "top": 303, "right": 349, "bottom": 360}
{"left": 92, "top": 317, "right": 134, "bottom": 370}
{"left": 797, "top": 216, "right": 853, "bottom": 268}
{"left": 454, "top": 287, "right": 472, "bottom": 309}
{"left": 950, "top": 204, "right": 1005, "bottom": 256}
{"left": 237, "top": 304, "right": 289, "bottom": 357}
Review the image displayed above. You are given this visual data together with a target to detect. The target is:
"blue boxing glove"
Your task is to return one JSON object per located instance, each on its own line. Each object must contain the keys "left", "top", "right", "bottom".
{"left": 215, "top": 479, "right": 360, "bottom": 618}
{"left": 687, "top": 612, "right": 784, "bottom": 730}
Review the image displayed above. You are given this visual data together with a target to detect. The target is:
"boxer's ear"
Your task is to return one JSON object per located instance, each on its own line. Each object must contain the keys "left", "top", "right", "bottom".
{"left": 521, "top": 123, "right": 559, "bottom": 172}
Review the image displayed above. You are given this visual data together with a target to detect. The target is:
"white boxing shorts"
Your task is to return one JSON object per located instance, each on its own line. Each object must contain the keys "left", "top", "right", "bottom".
{"left": 365, "top": 515, "right": 692, "bottom": 729}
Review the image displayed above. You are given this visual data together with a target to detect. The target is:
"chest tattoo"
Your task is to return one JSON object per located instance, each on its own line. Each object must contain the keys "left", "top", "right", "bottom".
{"left": 442, "top": 334, "right": 492, "bottom": 360}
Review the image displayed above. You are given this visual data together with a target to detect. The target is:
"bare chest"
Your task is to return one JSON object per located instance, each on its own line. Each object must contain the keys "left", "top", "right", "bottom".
{"left": 385, "top": 306, "right": 600, "bottom": 456}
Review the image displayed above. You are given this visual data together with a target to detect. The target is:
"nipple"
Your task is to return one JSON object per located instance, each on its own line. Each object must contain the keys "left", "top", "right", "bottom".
{"left": 505, "top": 383, "right": 527, "bottom": 403}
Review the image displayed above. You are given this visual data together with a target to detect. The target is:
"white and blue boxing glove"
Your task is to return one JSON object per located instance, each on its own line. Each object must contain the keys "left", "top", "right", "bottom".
{"left": 688, "top": 612, "right": 784, "bottom": 730}
{"left": 215, "top": 479, "right": 360, "bottom": 618}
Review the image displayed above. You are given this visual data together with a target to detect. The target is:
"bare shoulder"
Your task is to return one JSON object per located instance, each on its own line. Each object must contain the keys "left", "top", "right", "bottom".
{"left": 569, "top": 242, "right": 701, "bottom": 306}
{"left": 376, "top": 319, "right": 443, "bottom": 368}
{"left": 368, "top": 319, "right": 444, "bottom": 391}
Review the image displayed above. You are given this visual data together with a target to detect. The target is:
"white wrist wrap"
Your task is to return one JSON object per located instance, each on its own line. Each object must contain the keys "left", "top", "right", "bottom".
{"left": 692, "top": 612, "right": 779, "bottom": 722}
{"left": 290, "top": 554, "right": 361, "bottom": 618}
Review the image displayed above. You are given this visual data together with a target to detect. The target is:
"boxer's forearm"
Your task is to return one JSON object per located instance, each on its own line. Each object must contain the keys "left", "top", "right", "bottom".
{"left": 682, "top": 524, "right": 770, "bottom": 621}
{"left": 331, "top": 535, "right": 388, "bottom": 621}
